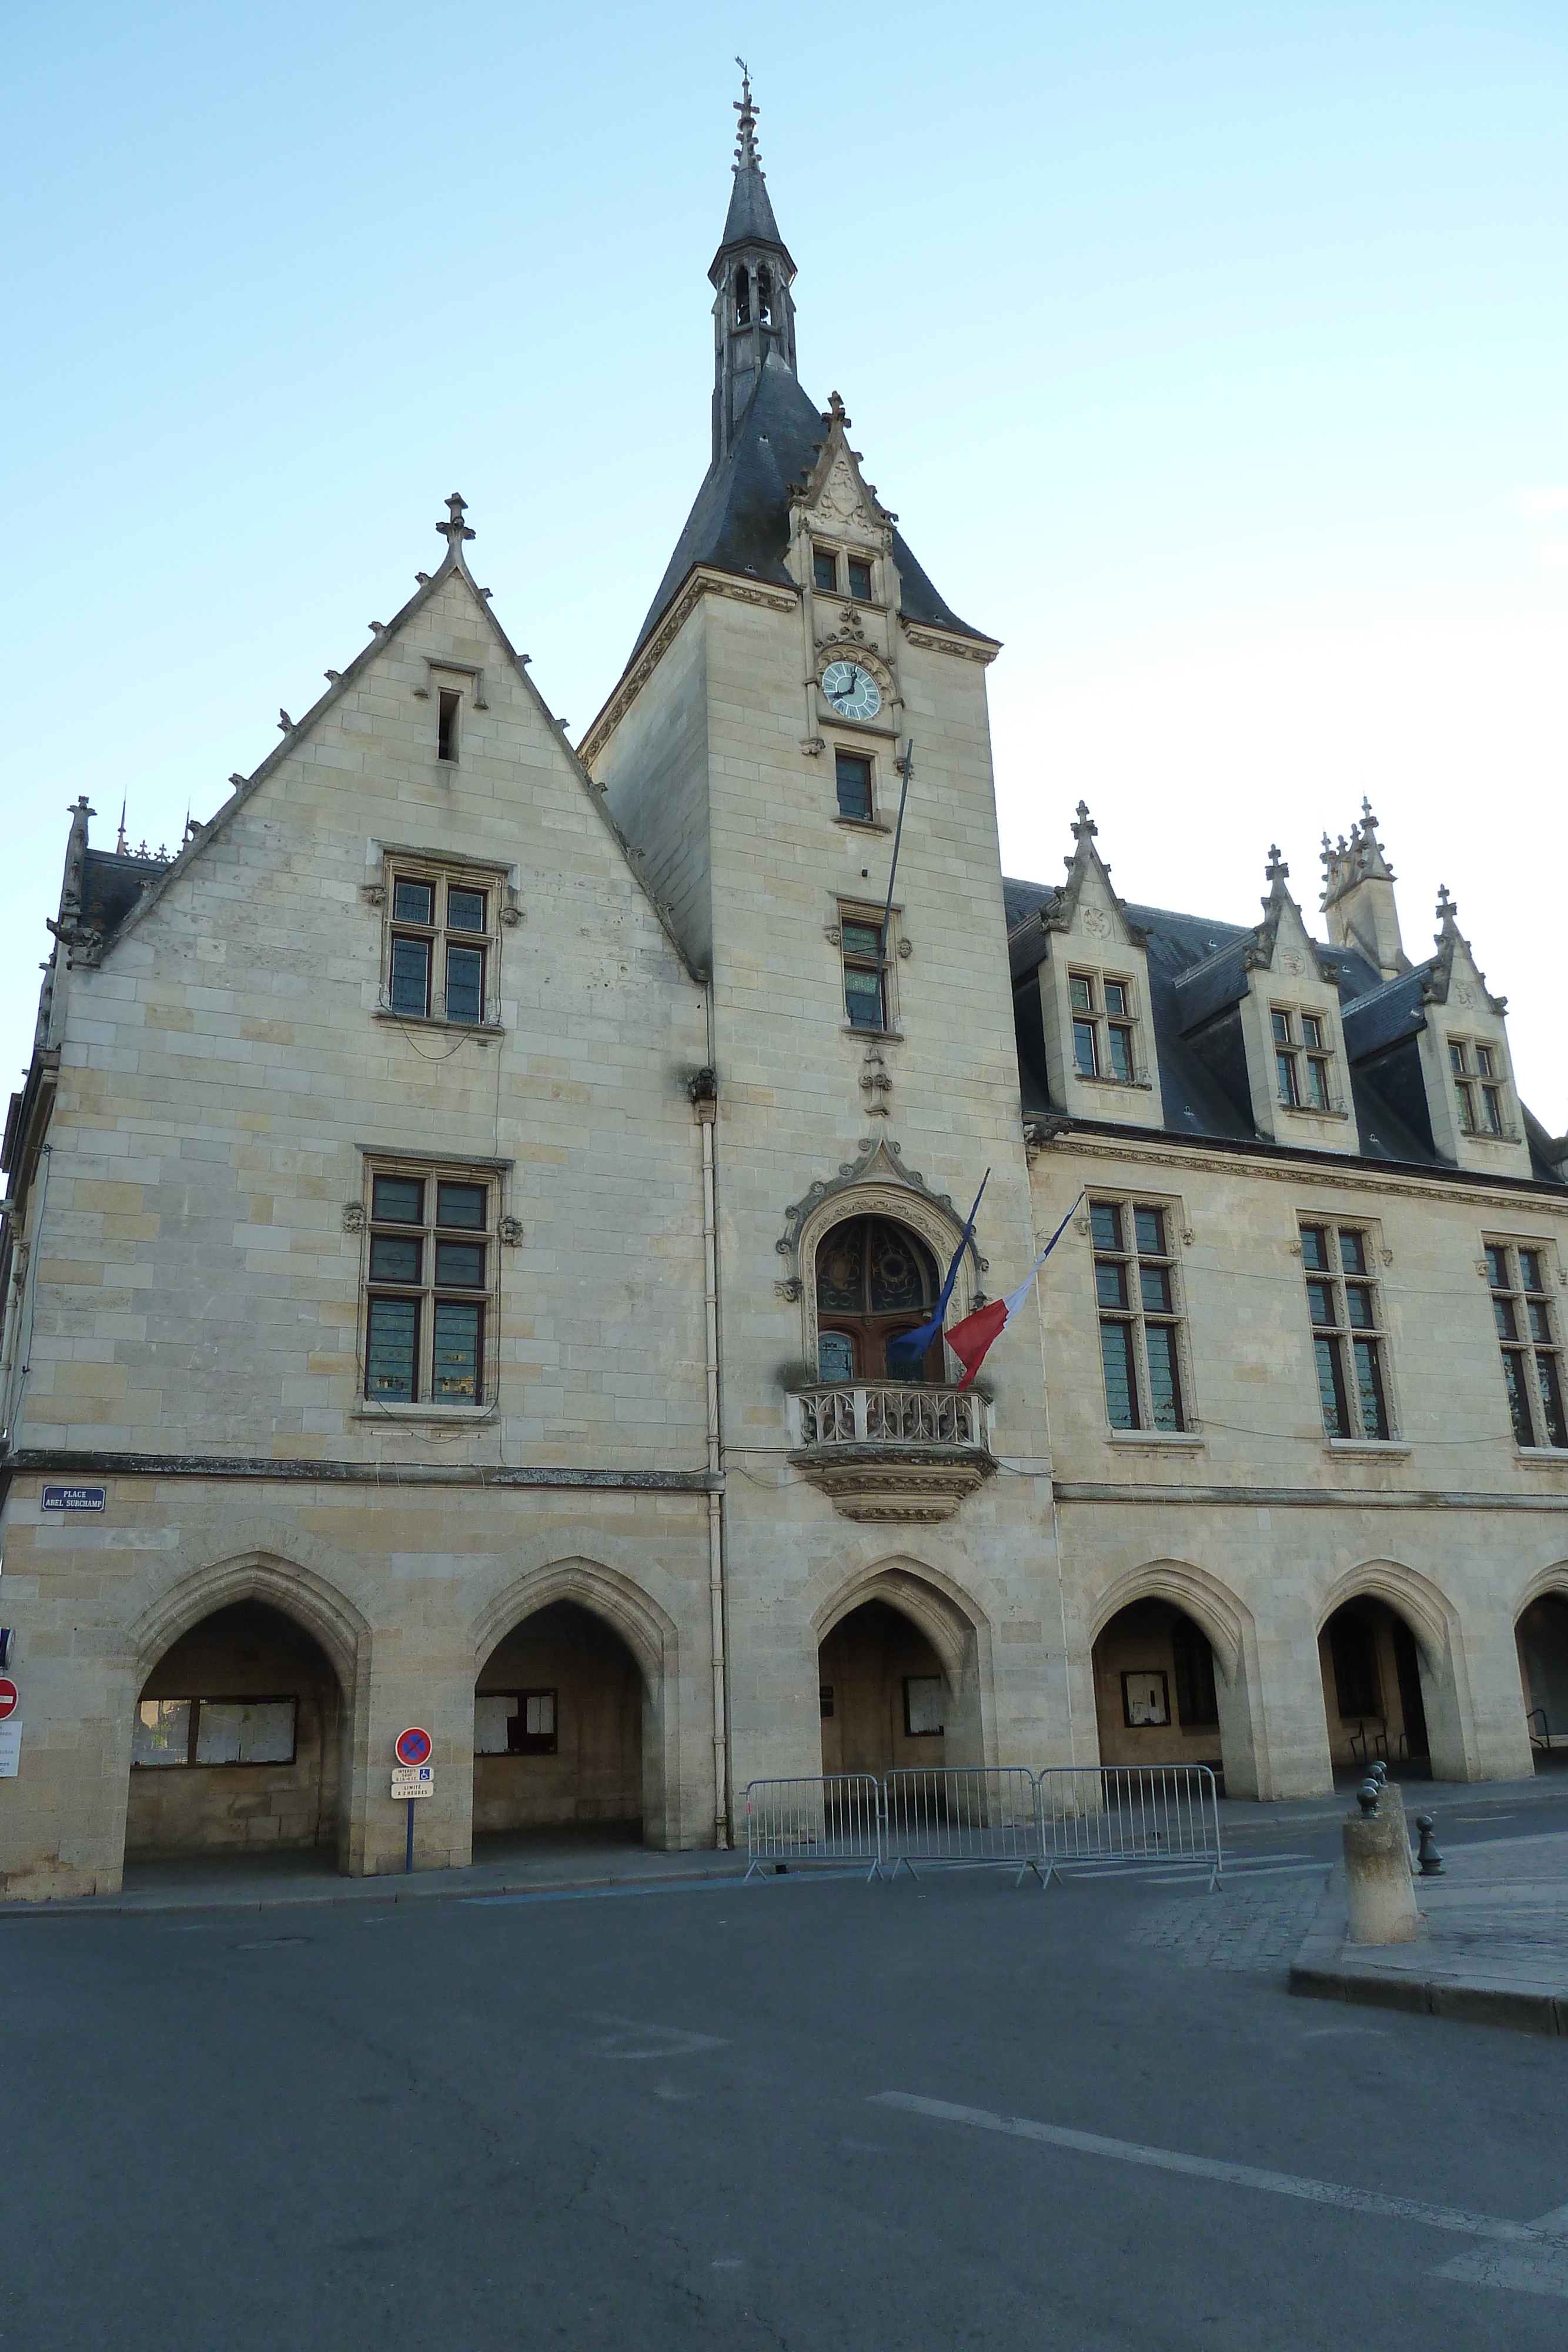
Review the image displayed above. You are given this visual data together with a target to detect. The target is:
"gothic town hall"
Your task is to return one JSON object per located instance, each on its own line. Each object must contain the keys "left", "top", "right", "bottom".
{"left": 3, "top": 84, "right": 1566, "bottom": 1897}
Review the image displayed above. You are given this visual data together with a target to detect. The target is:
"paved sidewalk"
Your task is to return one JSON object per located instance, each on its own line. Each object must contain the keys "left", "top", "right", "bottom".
{"left": 1290, "top": 1829, "right": 1568, "bottom": 2034}
{"left": 0, "top": 1830, "right": 754, "bottom": 1922}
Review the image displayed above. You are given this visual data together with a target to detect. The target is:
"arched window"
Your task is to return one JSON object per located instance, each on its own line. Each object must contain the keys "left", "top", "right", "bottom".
{"left": 757, "top": 265, "right": 773, "bottom": 325}
{"left": 815, "top": 1217, "right": 944, "bottom": 1381}
{"left": 734, "top": 265, "right": 751, "bottom": 326}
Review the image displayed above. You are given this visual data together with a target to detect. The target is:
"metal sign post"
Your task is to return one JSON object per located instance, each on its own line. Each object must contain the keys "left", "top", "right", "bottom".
{"left": 393, "top": 1729, "right": 433, "bottom": 1873}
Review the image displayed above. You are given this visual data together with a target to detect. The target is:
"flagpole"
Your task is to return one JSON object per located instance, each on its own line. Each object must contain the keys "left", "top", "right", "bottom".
{"left": 878, "top": 740, "right": 914, "bottom": 969}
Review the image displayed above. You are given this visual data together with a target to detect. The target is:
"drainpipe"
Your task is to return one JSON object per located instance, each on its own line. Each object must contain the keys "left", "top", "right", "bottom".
{"left": 689, "top": 1056, "right": 729, "bottom": 1847}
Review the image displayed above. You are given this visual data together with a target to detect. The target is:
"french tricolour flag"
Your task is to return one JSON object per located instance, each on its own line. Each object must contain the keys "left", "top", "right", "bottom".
{"left": 943, "top": 1191, "right": 1084, "bottom": 1391}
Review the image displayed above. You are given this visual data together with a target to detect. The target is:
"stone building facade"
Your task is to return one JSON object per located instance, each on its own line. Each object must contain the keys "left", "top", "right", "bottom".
{"left": 2, "top": 82, "right": 1566, "bottom": 1897}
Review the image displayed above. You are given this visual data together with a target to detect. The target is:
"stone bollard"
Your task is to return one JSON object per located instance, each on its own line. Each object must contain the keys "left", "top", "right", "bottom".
{"left": 1373, "top": 1776, "right": 1417, "bottom": 1875}
{"left": 1343, "top": 1783, "right": 1422, "bottom": 1945}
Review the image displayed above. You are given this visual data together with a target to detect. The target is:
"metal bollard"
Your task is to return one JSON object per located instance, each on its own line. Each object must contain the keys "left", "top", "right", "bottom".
{"left": 1415, "top": 1814, "right": 1446, "bottom": 1877}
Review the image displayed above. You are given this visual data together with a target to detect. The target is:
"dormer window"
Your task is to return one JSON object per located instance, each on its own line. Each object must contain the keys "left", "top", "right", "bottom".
{"left": 1450, "top": 1041, "right": 1507, "bottom": 1138}
{"left": 813, "top": 547, "right": 837, "bottom": 594}
{"left": 847, "top": 557, "right": 873, "bottom": 603}
{"left": 1273, "top": 1009, "right": 1332, "bottom": 1111}
{"left": 1070, "top": 973, "right": 1136, "bottom": 1083}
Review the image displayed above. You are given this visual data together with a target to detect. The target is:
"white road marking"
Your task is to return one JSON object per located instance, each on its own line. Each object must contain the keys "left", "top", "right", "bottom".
{"left": 584, "top": 2013, "right": 727, "bottom": 2060}
{"left": 1143, "top": 1861, "right": 1326, "bottom": 1885}
{"left": 872, "top": 2093, "right": 1556, "bottom": 2249}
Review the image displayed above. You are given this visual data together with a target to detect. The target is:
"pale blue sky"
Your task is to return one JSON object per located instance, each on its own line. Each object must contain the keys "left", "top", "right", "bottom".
{"left": 4, "top": 1, "right": 1565, "bottom": 1125}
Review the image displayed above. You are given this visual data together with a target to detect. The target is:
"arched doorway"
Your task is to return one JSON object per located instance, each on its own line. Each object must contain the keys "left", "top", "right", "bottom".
{"left": 1091, "top": 1599, "right": 1227, "bottom": 1788}
{"left": 815, "top": 1216, "right": 944, "bottom": 1381}
{"left": 473, "top": 1601, "right": 645, "bottom": 1847}
{"left": 1517, "top": 1591, "right": 1568, "bottom": 1771}
{"left": 1318, "top": 1597, "right": 1432, "bottom": 1783}
{"left": 126, "top": 1600, "right": 346, "bottom": 1866}
{"left": 818, "top": 1599, "right": 952, "bottom": 1779}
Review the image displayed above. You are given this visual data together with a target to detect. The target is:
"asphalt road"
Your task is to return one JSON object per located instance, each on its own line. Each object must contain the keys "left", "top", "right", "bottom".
{"left": 6, "top": 1786, "right": 1567, "bottom": 2350}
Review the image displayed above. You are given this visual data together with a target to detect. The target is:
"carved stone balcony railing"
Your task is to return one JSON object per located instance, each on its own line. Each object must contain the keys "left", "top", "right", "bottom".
{"left": 788, "top": 1381, "right": 996, "bottom": 1523}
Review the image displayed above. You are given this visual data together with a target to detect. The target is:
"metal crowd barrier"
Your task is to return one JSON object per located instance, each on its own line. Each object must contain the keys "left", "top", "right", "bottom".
{"left": 743, "top": 1775, "right": 882, "bottom": 1882}
{"left": 881, "top": 1766, "right": 1045, "bottom": 1885}
{"left": 1035, "top": 1764, "right": 1223, "bottom": 1890}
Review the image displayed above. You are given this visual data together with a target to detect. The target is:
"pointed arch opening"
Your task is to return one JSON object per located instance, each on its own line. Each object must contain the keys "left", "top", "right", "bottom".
{"left": 126, "top": 1598, "right": 348, "bottom": 1876}
{"left": 1315, "top": 1564, "right": 1466, "bottom": 1785}
{"left": 1088, "top": 1562, "right": 1263, "bottom": 1799}
{"left": 1514, "top": 1569, "right": 1568, "bottom": 1773}
{"left": 472, "top": 1560, "right": 680, "bottom": 1853}
{"left": 815, "top": 1564, "right": 987, "bottom": 1779}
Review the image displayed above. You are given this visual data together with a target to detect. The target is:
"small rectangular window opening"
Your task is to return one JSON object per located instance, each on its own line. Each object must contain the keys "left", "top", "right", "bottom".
{"left": 840, "top": 915, "right": 887, "bottom": 1031}
{"left": 847, "top": 557, "right": 874, "bottom": 602}
{"left": 835, "top": 750, "right": 872, "bottom": 821}
{"left": 813, "top": 548, "right": 838, "bottom": 594}
{"left": 437, "top": 689, "right": 460, "bottom": 763}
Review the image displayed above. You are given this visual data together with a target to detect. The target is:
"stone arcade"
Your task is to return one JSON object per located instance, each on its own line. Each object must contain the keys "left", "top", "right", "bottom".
{"left": 2, "top": 79, "right": 1567, "bottom": 1897}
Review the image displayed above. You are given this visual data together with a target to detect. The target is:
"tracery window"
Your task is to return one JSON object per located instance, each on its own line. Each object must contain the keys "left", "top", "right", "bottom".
{"left": 1300, "top": 1222, "right": 1391, "bottom": 1440}
{"left": 815, "top": 1216, "right": 943, "bottom": 1381}
{"left": 1486, "top": 1240, "right": 1566, "bottom": 1449}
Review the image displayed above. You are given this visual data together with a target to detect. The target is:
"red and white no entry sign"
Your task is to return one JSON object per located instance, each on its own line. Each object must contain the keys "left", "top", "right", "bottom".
{"left": 0, "top": 1679, "right": 18, "bottom": 1721}
{"left": 394, "top": 1726, "right": 432, "bottom": 1768}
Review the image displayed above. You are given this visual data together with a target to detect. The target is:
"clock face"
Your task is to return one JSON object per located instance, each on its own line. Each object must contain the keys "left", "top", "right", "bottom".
{"left": 821, "top": 659, "right": 882, "bottom": 721}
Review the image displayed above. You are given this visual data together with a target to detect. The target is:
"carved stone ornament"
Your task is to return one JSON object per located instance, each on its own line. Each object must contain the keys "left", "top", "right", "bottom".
{"left": 342, "top": 1202, "right": 366, "bottom": 1233}
{"left": 775, "top": 1136, "right": 990, "bottom": 1381}
{"left": 860, "top": 1045, "right": 893, "bottom": 1117}
{"left": 1455, "top": 982, "right": 1475, "bottom": 1008}
{"left": 497, "top": 1215, "right": 524, "bottom": 1246}
{"left": 774, "top": 1277, "right": 804, "bottom": 1302}
{"left": 499, "top": 901, "right": 523, "bottom": 928}
{"left": 1081, "top": 905, "right": 1111, "bottom": 941}
{"left": 1282, "top": 948, "right": 1306, "bottom": 977}
{"left": 897, "top": 937, "right": 912, "bottom": 959}
{"left": 360, "top": 883, "right": 386, "bottom": 908}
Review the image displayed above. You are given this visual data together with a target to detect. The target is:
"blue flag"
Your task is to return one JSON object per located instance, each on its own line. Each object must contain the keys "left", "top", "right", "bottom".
{"left": 885, "top": 1171, "right": 989, "bottom": 1365}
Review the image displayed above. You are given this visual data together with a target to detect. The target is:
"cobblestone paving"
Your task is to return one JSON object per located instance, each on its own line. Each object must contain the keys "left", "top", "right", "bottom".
{"left": 1129, "top": 1876, "right": 1329, "bottom": 1972}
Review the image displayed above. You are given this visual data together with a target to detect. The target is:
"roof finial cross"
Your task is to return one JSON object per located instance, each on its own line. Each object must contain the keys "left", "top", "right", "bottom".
{"left": 1265, "top": 844, "right": 1289, "bottom": 886}
{"left": 437, "top": 492, "right": 475, "bottom": 553}
{"left": 1072, "top": 799, "right": 1097, "bottom": 842}
{"left": 733, "top": 58, "right": 761, "bottom": 171}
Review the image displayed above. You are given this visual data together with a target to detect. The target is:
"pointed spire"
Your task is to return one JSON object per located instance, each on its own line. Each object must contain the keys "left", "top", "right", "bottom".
{"left": 713, "top": 62, "right": 788, "bottom": 265}
{"left": 437, "top": 492, "right": 475, "bottom": 554}
{"left": 734, "top": 58, "right": 759, "bottom": 171}
{"left": 116, "top": 798, "right": 128, "bottom": 856}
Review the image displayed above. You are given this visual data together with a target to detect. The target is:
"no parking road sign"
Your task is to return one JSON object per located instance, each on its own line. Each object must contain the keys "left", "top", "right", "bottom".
{"left": 394, "top": 1726, "right": 432, "bottom": 1768}
{"left": 0, "top": 1679, "right": 18, "bottom": 1722}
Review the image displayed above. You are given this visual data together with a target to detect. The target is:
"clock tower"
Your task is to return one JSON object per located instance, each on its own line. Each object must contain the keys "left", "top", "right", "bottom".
{"left": 581, "top": 76, "right": 1064, "bottom": 1802}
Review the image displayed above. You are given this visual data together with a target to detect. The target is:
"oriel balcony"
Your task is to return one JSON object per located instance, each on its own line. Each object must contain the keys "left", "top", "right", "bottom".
{"left": 787, "top": 1381, "right": 997, "bottom": 1522}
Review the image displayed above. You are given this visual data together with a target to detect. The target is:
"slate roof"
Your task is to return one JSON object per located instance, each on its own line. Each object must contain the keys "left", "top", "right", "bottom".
{"left": 712, "top": 159, "right": 791, "bottom": 271}
{"left": 81, "top": 848, "right": 170, "bottom": 939}
{"left": 631, "top": 354, "right": 991, "bottom": 659}
{"left": 1004, "top": 876, "right": 1566, "bottom": 1187}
